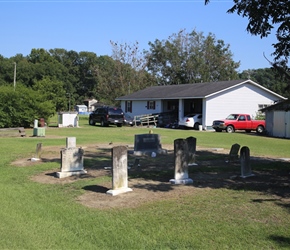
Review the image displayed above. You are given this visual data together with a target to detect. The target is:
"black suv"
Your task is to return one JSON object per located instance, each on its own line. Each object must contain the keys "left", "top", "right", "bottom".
{"left": 89, "top": 106, "right": 124, "bottom": 127}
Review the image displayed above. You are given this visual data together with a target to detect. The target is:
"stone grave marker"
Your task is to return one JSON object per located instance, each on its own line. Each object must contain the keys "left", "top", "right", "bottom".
{"left": 170, "top": 138, "right": 193, "bottom": 185}
{"left": 133, "top": 133, "right": 167, "bottom": 156}
{"left": 56, "top": 137, "right": 87, "bottom": 178}
{"left": 107, "top": 146, "right": 133, "bottom": 196}
{"left": 186, "top": 136, "right": 197, "bottom": 166}
{"left": 240, "top": 146, "right": 254, "bottom": 178}
{"left": 226, "top": 143, "right": 240, "bottom": 163}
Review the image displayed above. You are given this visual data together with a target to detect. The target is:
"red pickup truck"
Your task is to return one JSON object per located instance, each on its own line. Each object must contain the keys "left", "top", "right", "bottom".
{"left": 212, "top": 114, "right": 265, "bottom": 134}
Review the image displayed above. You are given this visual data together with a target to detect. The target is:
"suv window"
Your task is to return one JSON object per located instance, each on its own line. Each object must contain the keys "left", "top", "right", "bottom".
{"left": 108, "top": 108, "right": 124, "bottom": 115}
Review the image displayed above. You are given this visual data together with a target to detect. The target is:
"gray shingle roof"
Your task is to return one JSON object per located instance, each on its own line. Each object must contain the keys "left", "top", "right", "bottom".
{"left": 116, "top": 79, "right": 250, "bottom": 100}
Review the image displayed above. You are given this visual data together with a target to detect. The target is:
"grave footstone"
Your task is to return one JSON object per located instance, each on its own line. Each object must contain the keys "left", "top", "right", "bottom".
{"left": 56, "top": 137, "right": 87, "bottom": 178}
{"left": 132, "top": 134, "right": 167, "bottom": 156}
{"left": 186, "top": 136, "right": 197, "bottom": 166}
{"left": 170, "top": 138, "right": 193, "bottom": 184}
{"left": 107, "top": 146, "right": 133, "bottom": 196}
{"left": 240, "top": 146, "right": 254, "bottom": 178}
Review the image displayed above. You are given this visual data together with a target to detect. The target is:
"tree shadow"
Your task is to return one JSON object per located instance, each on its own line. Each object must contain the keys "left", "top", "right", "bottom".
{"left": 268, "top": 235, "right": 290, "bottom": 248}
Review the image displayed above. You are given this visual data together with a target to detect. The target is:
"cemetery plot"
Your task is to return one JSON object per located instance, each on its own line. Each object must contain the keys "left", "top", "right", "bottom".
{"left": 11, "top": 144, "right": 290, "bottom": 209}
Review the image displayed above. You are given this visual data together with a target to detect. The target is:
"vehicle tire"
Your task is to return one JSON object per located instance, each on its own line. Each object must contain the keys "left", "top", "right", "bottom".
{"left": 215, "top": 129, "right": 222, "bottom": 132}
{"left": 245, "top": 129, "right": 251, "bottom": 133}
{"left": 226, "top": 125, "right": 235, "bottom": 133}
{"left": 100, "top": 119, "right": 105, "bottom": 127}
{"left": 117, "top": 123, "right": 122, "bottom": 127}
{"left": 256, "top": 125, "right": 265, "bottom": 135}
{"left": 194, "top": 122, "right": 200, "bottom": 130}
{"left": 89, "top": 118, "right": 95, "bottom": 126}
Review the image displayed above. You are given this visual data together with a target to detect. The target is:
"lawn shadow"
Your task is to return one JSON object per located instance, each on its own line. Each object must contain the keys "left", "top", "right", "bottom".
{"left": 268, "top": 235, "right": 290, "bottom": 248}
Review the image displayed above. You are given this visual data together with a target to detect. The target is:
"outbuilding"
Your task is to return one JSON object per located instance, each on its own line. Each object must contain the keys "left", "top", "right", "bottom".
{"left": 116, "top": 79, "right": 286, "bottom": 129}
{"left": 260, "top": 100, "right": 290, "bottom": 138}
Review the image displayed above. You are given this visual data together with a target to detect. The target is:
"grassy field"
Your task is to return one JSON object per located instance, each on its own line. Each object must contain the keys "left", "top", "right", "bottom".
{"left": 0, "top": 117, "right": 289, "bottom": 249}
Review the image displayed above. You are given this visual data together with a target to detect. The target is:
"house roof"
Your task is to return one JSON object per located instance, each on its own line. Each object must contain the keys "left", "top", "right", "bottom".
{"left": 260, "top": 99, "right": 290, "bottom": 112}
{"left": 116, "top": 79, "right": 287, "bottom": 101}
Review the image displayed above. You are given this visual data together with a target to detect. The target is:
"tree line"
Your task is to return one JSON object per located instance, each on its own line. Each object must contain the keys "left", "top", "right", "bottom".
{"left": 0, "top": 28, "right": 288, "bottom": 127}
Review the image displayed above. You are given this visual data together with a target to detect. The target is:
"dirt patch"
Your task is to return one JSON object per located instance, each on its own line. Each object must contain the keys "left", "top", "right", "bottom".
{"left": 12, "top": 144, "right": 290, "bottom": 209}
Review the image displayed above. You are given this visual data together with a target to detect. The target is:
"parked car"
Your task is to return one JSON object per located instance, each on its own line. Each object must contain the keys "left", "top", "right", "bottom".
{"left": 212, "top": 113, "right": 265, "bottom": 134}
{"left": 89, "top": 106, "right": 124, "bottom": 127}
{"left": 178, "top": 114, "right": 202, "bottom": 129}
{"left": 157, "top": 111, "right": 178, "bottom": 128}
{"left": 123, "top": 113, "right": 140, "bottom": 126}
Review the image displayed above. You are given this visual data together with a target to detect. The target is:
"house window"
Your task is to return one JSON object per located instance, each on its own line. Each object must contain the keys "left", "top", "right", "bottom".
{"left": 258, "top": 104, "right": 270, "bottom": 110}
{"left": 147, "top": 101, "right": 156, "bottom": 110}
{"left": 125, "top": 101, "right": 132, "bottom": 113}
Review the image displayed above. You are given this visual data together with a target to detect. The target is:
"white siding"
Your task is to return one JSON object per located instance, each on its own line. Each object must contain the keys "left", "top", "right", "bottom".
{"left": 273, "top": 111, "right": 286, "bottom": 137}
{"left": 205, "top": 83, "right": 276, "bottom": 127}
{"left": 121, "top": 100, "right": 162, "bottom": 116}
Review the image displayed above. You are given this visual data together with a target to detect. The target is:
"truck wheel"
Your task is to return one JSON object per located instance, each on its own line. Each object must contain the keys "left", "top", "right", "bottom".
{"left": 226, "top": 125, "right": 234, "bottom": 133}
{"left": 256, "top": 125, "right": 265, "bottom": 135}
{"left": 89, "top": 118, "right": 95, "bottom": 126}
{"left": 100, "top": 119, "right": 105, "bottom": 127}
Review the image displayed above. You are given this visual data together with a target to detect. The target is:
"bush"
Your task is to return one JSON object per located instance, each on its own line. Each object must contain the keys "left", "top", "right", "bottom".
{"left": 0, "top": 85, "right": 55, "bottom": 128}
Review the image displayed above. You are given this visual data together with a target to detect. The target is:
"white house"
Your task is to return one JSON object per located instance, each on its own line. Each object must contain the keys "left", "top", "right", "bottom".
{"left": 116, "top": 79, "right": 287, "bottom": 129}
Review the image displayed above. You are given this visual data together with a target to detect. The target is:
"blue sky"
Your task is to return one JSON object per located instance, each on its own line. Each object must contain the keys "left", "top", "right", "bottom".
{"left": 0, "top": 1, "right": 278, "bottom": 71}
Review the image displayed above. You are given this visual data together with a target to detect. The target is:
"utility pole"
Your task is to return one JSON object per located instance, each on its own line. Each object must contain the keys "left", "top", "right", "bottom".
{"left": 13, "top": 62, "right": 16, "bottom": 91}
{"left": 66, "top": 93, "right": 71, "bottom": 111}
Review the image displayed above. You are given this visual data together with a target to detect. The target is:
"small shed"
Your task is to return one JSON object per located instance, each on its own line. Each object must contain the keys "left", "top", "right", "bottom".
{"left": 58, "top": 112, "right": 79, "bottom": 127}
{"left": 75, "top": 105, "right": 87, "bottom": 113}
{"left": 261, "top": 100, "right": 290, "bottom": 138}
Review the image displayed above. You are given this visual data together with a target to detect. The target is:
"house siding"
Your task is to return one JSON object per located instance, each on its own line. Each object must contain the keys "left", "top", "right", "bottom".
{"left": 121, "top": 100, "right": 162, "bottom": 116}
{"left": 205, "top": 83, "right": 277, "bottom": 127}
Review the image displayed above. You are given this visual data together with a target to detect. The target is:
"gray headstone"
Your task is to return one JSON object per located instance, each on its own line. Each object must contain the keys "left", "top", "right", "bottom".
{"left": 107, "top": 146, "right": 132, "bottom": 196}
{"left": 227, "top": 143, "right": 240, "bottom": 163}
{"left": 60, "top": 147, "right": 84, "bottom": 172}
{"left": 56, "top": 147, "right": 87, "bottom": 178}
{"left": 66, "top": 137, "right": 76, "bottom": 148}
{"left": 133, "top": 134, "right": 167, "bottom": 156}
{"left": 170, "top": 138, "right": 193, "bottom": 184}
{"left": 240, "top": 146, "right": 254, "bottom": 178}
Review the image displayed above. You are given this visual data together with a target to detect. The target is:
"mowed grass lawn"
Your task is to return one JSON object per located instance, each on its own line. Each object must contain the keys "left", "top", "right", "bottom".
{"left": 0, "top": 116, "right": 289, "bottom": 249}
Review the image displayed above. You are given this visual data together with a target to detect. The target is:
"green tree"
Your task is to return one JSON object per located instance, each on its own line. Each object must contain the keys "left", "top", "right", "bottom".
{"left": 32, "top": 77, "right": 67, "bottom": 111}
{"left": 0, "top": 85, "right": 55, "bottom": 128}
{"left": 145, "top": 29, "right": 240, "bottom": 85}
{"left": 239, "top": 68, "right": 290, "bottom": 98}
